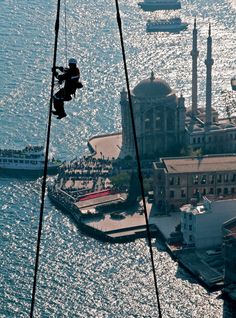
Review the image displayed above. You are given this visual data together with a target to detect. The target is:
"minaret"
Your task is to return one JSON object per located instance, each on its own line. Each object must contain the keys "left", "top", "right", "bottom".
{"left": 191, "top": 18, "right": 199, "bottom": 117}
{"left": 205, "top": 24, "right": 214, "bottom": 128}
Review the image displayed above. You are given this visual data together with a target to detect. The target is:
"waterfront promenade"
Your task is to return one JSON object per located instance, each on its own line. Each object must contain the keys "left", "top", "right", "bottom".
{"left": 88, "top": 132, "right": 122, "bottom": 159}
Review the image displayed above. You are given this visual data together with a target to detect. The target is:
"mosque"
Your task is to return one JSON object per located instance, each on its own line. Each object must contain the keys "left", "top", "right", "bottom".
{"left": 119, "top": 20, "right": 236, "bottom": 159}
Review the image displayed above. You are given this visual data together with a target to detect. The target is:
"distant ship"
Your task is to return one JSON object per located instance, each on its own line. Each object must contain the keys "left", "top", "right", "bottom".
{"left": 146, "top": 17, "right": 188, "bottom": 33}
{"left": 231, "top": 76, "right": 236, "bottom": 91}
{"left": 138, "top": 0, "right": 181, "bottom": 11}
{"left": 0, "top": 145, "right": 61, "bottom": 176}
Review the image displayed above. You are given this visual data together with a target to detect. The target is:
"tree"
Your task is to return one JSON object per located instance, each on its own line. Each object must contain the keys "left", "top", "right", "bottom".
{"left": 110, "top": 172, "right": 130, "bottom": 190}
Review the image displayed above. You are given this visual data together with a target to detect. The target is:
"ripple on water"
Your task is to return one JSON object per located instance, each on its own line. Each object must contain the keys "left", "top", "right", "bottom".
{"left": 0, "top": 0, "right": 235, "bottom": 316}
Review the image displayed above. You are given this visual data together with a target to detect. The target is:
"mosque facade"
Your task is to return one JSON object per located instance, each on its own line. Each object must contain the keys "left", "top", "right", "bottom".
{"left": 119, "top": 20, "right": 236, "bottom": 159}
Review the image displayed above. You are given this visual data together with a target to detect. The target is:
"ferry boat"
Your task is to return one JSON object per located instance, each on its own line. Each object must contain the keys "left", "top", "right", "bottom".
{"left": 0, "top": 145, "right": 61, "bottom": 177}
{"left": 146, "top": 18, "right": 188, "bottom": 33}
{"left": 138, "top": 0, "right": 181, "bottom": 11}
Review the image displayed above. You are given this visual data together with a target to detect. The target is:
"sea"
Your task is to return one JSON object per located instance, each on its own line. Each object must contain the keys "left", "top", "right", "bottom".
{"left": 0, "top": 0, "right": 236, "bottom": 317}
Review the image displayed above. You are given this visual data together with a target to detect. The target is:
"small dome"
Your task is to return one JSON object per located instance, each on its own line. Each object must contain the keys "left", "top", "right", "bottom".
{"left": 133, "top": 72, "right": 173, "bottom": 98}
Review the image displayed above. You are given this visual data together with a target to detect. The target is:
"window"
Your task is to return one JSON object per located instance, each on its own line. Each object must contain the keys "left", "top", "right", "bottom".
{"left": 208, "top": 136, "right": 211, "bottom": 143}
{"left": 170, "top": 190, "right": 175, "bottom": 198}
{"left": 217, "top": 188, "right": 222, "bottom": 195}
{"left": 209, "top": 188, "right": 214, "bottom": 194}
{"left": 167, "top": 110, "right": 175, "bottom": 130}
{"left": 201, "top": 175, "right": 207, "bottom": 184}
{"left": 231, "top": 188, "right": 235, "bottom": 194}
{"left": 197, "top": 137, "right": 201, "bottom": 143}
{"left": 145, "top": 118, "right": 150, "bottom": 130}
{"left": 193, "top": 175, "right": 199, "bottom": 184}
{"left": 181, "top": 189, "right": 186, "bottom": 198}
{"left": 202, "top": 188, "right": 206, "bottom": 195}
{"left": 193, "top": 138, "right": 196, "bottom": 144}
{"left": 155, "top": 112, "right": 163, "bottom": 130}
{"left": 189, "top": 235, "right": 192, "bottom": 241}
{"left": 189, "top": 225, "right": 192, "bottom": 231}
{"left": 189, "top": 214, "right": 192, "bottom": 220}
{"left": 224, "top": 174, "right": 229, "bottom": 182}
{"left": 8, "top": 159, "right": 12, "bottom": 163}
{"left": 231, "top": 174, "right": 236, "bottom": 182}
{"left": 209, "top": 174, "right": 215, "bottom": 184}
{"left": 14, "top": 160, "right": 18, "bottom": 163}
{"left": 217, "top": 174, "right": 222, "bottom": 183}
{"left": 169, "top": 177, "right": 174, "bottom": 185}
{"left": 177, "top": 177, "right": 180, "bottom": 185}
{"left": 224, "top": 188, "right": 228, "bottom": 195}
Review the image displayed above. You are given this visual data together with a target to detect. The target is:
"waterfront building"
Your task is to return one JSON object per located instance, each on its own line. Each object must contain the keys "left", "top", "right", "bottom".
{"left": 119, "top": 72, "right": 185, "bottom": 158}
{"left": 119, "top": 20, "right": 236, "bottom": 159}
{"left": 222, "top": 217, "right": 236, "bottom": 300}
{"left": 153, "top": 155, "right": 236, "bottom": 211}
{"left": 180, "top": 197, "right": 236, "bottom": 248}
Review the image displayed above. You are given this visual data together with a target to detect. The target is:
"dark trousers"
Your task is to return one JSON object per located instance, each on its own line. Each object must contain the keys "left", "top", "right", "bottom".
{"left": 53, "top": 89, "right": 72, "bottom": 115}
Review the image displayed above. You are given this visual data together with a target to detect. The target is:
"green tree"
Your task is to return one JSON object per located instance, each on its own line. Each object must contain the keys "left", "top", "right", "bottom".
{"left": 110, "top": 172, "right": 130, "bottom": 190}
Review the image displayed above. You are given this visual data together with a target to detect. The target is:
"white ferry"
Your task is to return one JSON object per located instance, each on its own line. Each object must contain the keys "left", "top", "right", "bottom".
{"left": 146, "top": 18, "right": 188, "bottom": 33}
{"left": 0, "top": 145, "right": 61, "bottom": 177}
{"left": 138, "top": 0, "right": 181, "bottom": 11}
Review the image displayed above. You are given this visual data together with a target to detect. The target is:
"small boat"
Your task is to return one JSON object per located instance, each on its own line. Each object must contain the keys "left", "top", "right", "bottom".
{"left": 0, "top": 145, "right": 61, "bottom": 177}
{"left": 146, "top": 17, "right": 188, "bottom": 33}
{"left": 138, "top": 0, "right": 181, "bottom": 11}
{"left": 231, "top": 76, "right": 236, "bottom": 91}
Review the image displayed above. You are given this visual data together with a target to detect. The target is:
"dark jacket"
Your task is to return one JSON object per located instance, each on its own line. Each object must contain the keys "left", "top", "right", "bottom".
{"left": 57, "top": 67, "right": 80, "bottom": 97}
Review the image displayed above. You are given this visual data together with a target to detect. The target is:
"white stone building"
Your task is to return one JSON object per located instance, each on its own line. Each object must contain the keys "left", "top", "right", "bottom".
{"left": 180, "top": 197, "right": 236, "bottom": 248}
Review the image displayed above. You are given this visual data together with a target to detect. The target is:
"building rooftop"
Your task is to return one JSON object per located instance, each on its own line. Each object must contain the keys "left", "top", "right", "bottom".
{"left": 158, "top": 155, "right": 236, "bottom": 174}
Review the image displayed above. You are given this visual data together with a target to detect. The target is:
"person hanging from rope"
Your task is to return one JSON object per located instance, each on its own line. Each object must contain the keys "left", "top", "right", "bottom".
{"left": 52, "top": 58, "right": 83, "bottom": 119}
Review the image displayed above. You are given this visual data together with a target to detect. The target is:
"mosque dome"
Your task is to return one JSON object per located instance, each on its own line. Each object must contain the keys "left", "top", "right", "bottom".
{"left": 132, "top": 71, "right": 173, "bottom": 98}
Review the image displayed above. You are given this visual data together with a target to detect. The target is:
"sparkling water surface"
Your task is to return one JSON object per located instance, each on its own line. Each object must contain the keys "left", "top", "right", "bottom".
{"left": 0, "top": 0, "right": 236, "bottom": 317}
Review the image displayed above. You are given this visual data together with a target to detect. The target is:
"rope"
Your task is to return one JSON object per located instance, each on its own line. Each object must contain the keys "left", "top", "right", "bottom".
{"left": 64, "top": 0, "right": 68, "bottom": 64}
{"left": 30, "top": 1, "right": 61, "bottom": 316}
{"left": 114, "top": 1, "right": 162, "bottom": 317}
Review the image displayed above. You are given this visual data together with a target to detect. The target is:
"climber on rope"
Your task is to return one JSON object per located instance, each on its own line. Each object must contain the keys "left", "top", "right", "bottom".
{"left": 52, "top": 58, "right": 83, "bottom": 119}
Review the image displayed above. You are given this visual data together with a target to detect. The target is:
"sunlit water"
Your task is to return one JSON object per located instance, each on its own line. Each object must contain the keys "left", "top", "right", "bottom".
{"left": 0, "top": 0, "right": 236, "bottom": 317}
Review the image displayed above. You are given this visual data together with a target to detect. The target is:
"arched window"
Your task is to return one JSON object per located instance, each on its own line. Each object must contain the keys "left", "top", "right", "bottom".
{"left": 166, "top": 109, "right": 175, "bottom": 130}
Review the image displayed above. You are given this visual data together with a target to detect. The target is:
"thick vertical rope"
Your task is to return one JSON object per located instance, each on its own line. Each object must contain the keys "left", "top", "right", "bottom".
{"left": 29, "top": 1, "right": 61, "bottom": 317}
{"left": 114, "top": 1, "right": 162, "bottom": 317}
{"left": 64, "top": 0, "right": 68, "bottom": 64}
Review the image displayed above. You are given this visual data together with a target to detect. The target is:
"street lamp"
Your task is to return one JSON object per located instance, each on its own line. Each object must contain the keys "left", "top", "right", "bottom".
{"left": 231, "top": 76, "right": 236, "bottom": 91}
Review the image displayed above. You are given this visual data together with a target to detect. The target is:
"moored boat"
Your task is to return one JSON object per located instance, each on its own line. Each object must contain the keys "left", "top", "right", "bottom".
{"left": 138, "top": 0, "right": 181, "bottom": 11}
{"left": 0, "top": 145, "right": 61, "bottom": 177}
{"left": 146, "top": 17, "right": 188, "bottom": 33}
